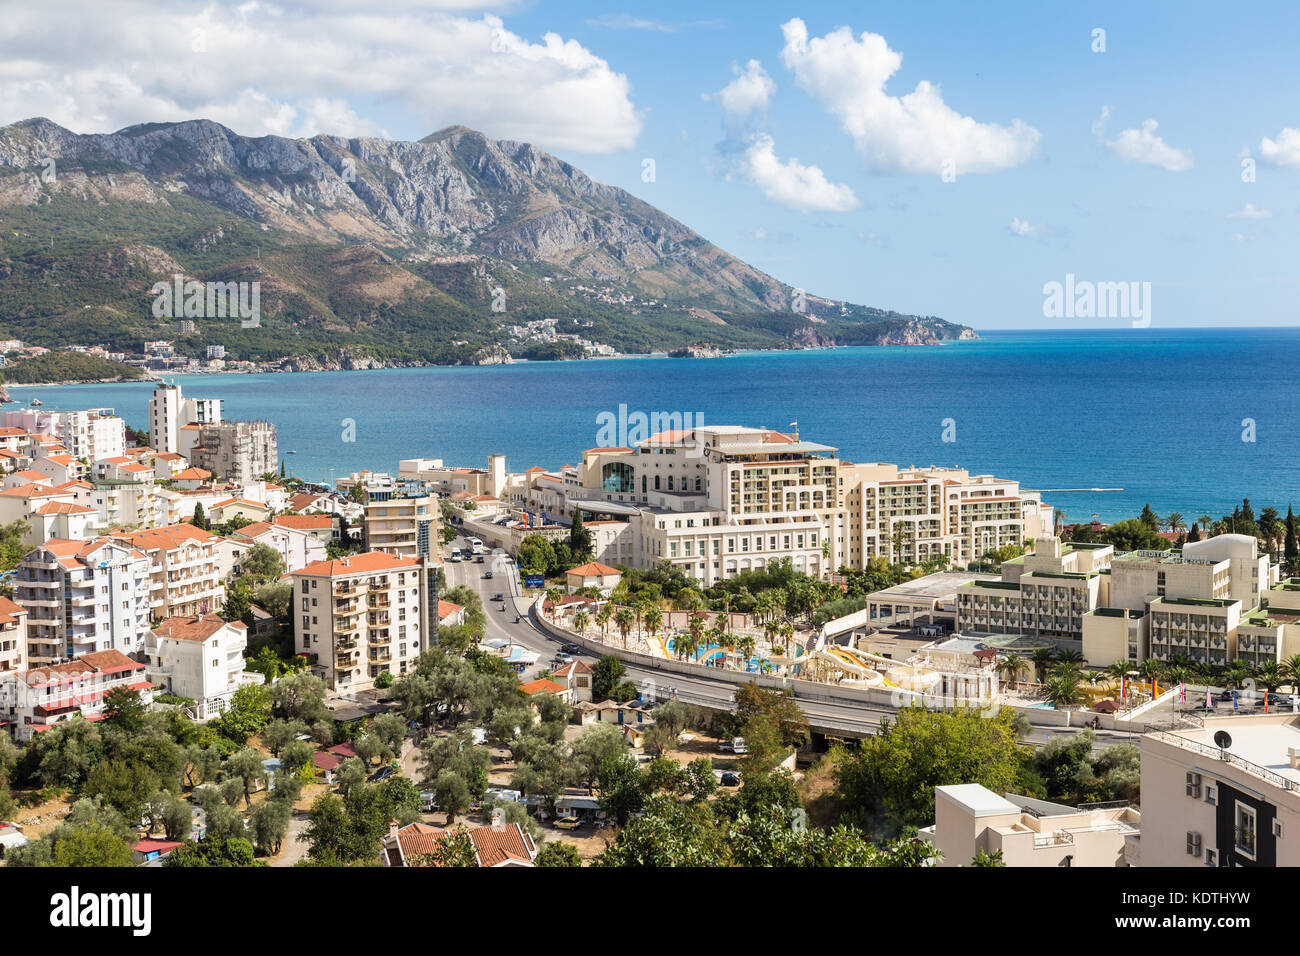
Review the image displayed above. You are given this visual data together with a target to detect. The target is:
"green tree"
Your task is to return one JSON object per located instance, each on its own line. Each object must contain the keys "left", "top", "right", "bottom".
{"left": 101, "top": 686, "right": 148, "bottom": 733}
{"left": 240, "top": 542, "right": 287, "bottom": 583}
{"left": 591, "top": 655, "right": 628, "bottom": 701}
{"left": 833, "top": 706, "right": 1027, "bottom": 829}
{"left": 213, "top": 683, "right": 273, "bottom": 744}
{"left": 568, "top": 510, "right": 593, "bottom": 563}
{"left": 535, "top": 841, "right": 581, "bottom": 867}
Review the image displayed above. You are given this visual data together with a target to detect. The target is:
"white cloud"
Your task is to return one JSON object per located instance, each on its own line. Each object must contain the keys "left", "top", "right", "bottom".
{"left": 707, "top": 60, "right": 776, "bottom": 122}
{"left": 740, "top": 133, "right": 860, "bottom": 212}
{"left": 1008, "top": 218, "right": 1039, "bottom": 237}
{"left": 0, "top": 3, "right": 641, "bottom": 154}
{"left": 1227, "top": 203, "right": 1271, "bottom": 219}
{"left": 1104, "top": 119, "right": 1193, "bottom": 171}
{"left": 1258, "top": 127, "right": 1300, "bottom": 168}
{"left": 777, "top": 18, "right": 1040, "bottom": 175}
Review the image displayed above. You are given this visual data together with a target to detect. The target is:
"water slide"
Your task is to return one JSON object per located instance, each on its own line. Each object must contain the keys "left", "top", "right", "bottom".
{"left": 817, "top": 646, "right": 892, "bottom": 687}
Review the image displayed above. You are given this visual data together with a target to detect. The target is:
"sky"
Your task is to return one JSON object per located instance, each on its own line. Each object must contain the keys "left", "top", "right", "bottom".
{"left": 2, "top": 0, "right": 1299, "bottom": 330}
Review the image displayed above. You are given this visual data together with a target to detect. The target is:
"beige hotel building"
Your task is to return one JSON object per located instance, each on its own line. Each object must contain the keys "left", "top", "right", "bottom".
{"left": 560, "top": 425, "right": 1052, "bottom": 588}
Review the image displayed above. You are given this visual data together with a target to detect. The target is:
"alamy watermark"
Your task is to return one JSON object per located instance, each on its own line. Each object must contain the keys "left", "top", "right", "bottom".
{"left": 594, "top": 405, "right": 704, "bottom": 449}
{"left": 151, "top": 274, "right": 261, "bottom": 328}
{"left": 1042, "top": 273, "right": 1151, "bottom": 328}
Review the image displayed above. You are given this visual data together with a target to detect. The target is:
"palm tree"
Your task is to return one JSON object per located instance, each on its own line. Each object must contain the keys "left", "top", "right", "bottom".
{"left": 997, "top": 652, "right": 1026, "bottom": 690}
{"left": 1105, "top": 661, "right": 1130, "bottom": 694}
{"left": 633, "top": 598, "right": 650, "bottom": 648}
{"left": 687, "top": 613, "right": 707, "bottom": 658}
{"left": 1282, "top": 653, "right": 1300, "bottom": 694}
{"left": 573, "top": 610, "right": 589, "bottom": 635}
{"left": 1254, "top": 660, "right": 1285, "bottom": 694}
{"left": 1166, "top": 512, "right": 1184, "bottom": 537}
{"left": 643, "top": 605, "right": 663, "bottom": 648}
{"left": 613, "top": 607, "right": 635, "bottom": 649}
{"left": 1057, "top": 648, "right": 1085, "bottom": 666}
{"left": 1198, "top": 514, "right": 1213, "bottom": 535}
{"left": 1053, "top": 509, "right": 1068, "bottom": 535}
{"left": 1137, "top": 658, "right": 1164, "bottom": 689}
{"left": 1223, "top": 659, "right": 1251, "bottom": 690}
{"left": 737, "top": 633, "right": 756, "bottom": 660}
{"left": 1030, "top": 647, "right": 1057, "bottom": 685}
{"left": 596, "top": 604, "right": 613, "bottom": 644}
{"left": 1044, "top": 673, "right": 1083, "bottom": 708}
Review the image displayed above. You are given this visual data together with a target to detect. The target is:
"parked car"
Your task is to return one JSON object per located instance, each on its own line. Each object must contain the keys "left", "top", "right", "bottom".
{"left": 420, "top": 791, "right": 438, "bottom": 812}
{"left": 720, "top": 772, "right": 741, "bottom": 787}
{"left": 553, "top": 815, "right": 582, "bottom": 830}
{"left": 368, "top": 765, "right": 397, "bottom": 783}
{"left": 560, "top": 643, "right": 581, "bottom": 654}
{"left": 554, "top": 652, "right": 573, "bottom": 665}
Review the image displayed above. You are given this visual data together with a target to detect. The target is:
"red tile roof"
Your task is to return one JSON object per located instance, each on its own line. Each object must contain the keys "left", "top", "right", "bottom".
{"left": 295, "top": 551, "right": 420, "bottom": 578}
{"left": 566, "top": 561, "right": 620, "bottom": 576}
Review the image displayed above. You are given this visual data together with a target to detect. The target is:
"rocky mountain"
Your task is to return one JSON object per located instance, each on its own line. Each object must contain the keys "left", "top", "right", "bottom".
{"left": 0, "top": 117, "right": 974, "bottom": 364}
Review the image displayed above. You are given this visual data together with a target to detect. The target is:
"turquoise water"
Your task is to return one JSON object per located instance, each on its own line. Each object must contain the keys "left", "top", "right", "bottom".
{"left": 19, "top": 327, "right": 1300, "bottom": 522}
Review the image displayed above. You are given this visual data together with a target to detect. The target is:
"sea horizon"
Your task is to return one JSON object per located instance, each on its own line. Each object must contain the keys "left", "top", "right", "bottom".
{"left": 16, "top": 325, "right": 1298, "bottom": 527}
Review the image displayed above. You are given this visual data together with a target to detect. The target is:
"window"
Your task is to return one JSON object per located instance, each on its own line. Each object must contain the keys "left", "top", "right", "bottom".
{"left": 1235, "top": 803, "right": 1257, "bottom": 859}
{"left": 1273, "top": 819, "right": 1284, "bottom": 839}
{"left": 1205, "top": 848, "right": 1218, "bottom": 866}
{"left": 1206, "top": 786, "right": 1217, "bottom": 805}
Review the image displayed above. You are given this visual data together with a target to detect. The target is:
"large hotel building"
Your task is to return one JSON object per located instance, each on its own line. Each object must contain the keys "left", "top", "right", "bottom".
{"left": 508, "top": 425, "right": 1052, "bottom": 588}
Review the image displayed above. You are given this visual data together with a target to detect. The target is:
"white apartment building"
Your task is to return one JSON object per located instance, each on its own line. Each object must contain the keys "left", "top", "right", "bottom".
{"left": 923, "top": 783, "right": 1139, "bottom": 867}
{"left": 289, "top": 551, "right": 431, "bottom": 691}
{"left": 144, "top": 614, "right": 258, "bottom": 720}
{"left": 148, "top": 383, "right": 222, "bottom": 455}
{"left": 109, "top": 524, "right": 226, "bottom": 621}
{"left": 0, "top": 408, "right": 125, "bottom": 462}
{"left": 1139, "top": 715, "right": 1300, "bottom": 867}
{"left": 230, "top": 520, "right": 327, "bottom": 574}
{"left": 15, "top": 538, "right": 153, "bottom": 664}
{"left": 0, "top": 649, "right": 152, "bottom": 741}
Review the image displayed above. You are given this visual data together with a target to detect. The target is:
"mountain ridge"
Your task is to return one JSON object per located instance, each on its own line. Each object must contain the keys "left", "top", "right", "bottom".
{"left": 0, "top": 117, "right": 974, "bottom": 366}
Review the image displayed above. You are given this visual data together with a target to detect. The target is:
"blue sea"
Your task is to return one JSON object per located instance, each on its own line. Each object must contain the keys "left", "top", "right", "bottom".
{"left": 16, "top": 327, "right": 1299, "bottom": 524}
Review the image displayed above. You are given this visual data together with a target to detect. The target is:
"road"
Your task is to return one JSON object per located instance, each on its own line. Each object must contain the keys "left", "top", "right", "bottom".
{"left": 441, "top": 529, "right": 1132, "bottom": 749}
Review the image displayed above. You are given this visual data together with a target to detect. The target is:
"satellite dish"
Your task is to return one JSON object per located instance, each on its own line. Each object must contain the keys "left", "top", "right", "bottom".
{"left": 1214, "top": 730, "right": 1233, "bottom": 751}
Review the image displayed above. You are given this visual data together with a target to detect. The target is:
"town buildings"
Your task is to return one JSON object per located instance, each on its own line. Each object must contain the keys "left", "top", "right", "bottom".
{"left": 15, "top": 538, "right": 153, "bottom": 664}
{"left": 192, "top": 420, "right": 278, "bottom": 485}
{"left": 482, "top": 425, "right": 1051, "bottom": 588}
{"left": 143, "top": 614, "right": 259, "bottom": 720}
{"left": 1139, "top": 714, "right": 1300, "bottom": 867}
{"left": 109, "top": 525, "right": 225, "bottom": 621}
{"left": 954, "top": 533, "right": 1284, "bottom": 669}
{"left": 0, "top": 597, "right": 29, "bottom": 676}
{"left": 0, "top": 649, "right": 152, "bottom": 741}
{"left": 354, "top": 473, "right": 439, "bottom": 560}
{"left": 288, "top": 551, "right": 433, "bottom": 691}
{"left": 148, "top": 382, "right": 222, "bottom": 455}
{"left": 922, "top": 783, "right": 1140, "bottom": 867}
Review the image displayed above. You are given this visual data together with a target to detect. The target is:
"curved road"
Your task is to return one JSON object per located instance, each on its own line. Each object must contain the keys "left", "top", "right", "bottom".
{"left": 443, "top": 532, "right": 1136, "bottom": 749}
